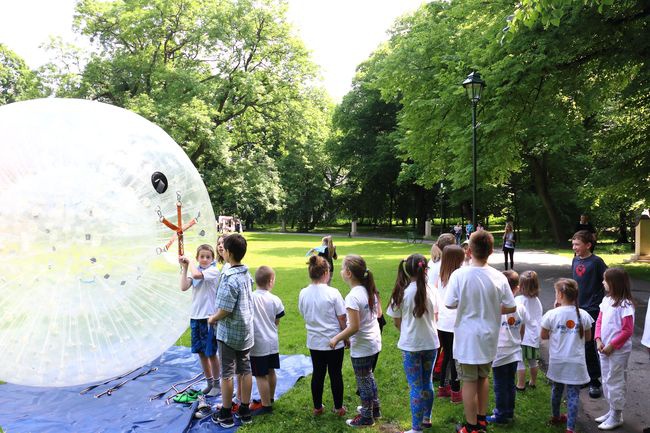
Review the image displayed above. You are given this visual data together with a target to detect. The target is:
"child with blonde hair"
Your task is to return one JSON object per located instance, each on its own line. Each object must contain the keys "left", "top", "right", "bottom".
{"left": 542, "top": 278, "right": 593, "bottom": 433}
{"left": 515, "top": 270, "right": 543, "bottom": 391}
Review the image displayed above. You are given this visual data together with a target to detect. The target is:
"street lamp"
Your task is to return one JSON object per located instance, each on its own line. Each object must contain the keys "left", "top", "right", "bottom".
{"left": 462, "top": 71, "right": 485, "bottom": 229}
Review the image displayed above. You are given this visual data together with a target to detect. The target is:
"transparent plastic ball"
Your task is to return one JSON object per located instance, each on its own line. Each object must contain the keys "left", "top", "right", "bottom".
{"left": 0, "top": 99, "right": 216, "bottom": 387}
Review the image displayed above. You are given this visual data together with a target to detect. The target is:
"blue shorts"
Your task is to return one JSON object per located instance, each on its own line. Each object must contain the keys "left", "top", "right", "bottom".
{"left": 190, "top": 319, "right": 218, "bottom": 356}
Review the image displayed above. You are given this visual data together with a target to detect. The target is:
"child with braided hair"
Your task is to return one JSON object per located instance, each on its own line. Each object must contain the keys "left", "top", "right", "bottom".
{"left": 387, "top": 254, "right": 440, "bottom": 433}
{"left": 330, "top": 254, "right": 382, "bottom": 428}
{"left": 541, "top": 278, "right": 594, "bottom": 433}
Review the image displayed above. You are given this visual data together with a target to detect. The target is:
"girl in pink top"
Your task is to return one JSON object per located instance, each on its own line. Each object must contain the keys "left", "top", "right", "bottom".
{"left": 594, "top": 268, "right": 635, "bottom": 431}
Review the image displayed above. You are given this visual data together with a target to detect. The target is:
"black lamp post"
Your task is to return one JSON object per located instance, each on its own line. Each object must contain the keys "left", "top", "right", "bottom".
{"left": 462, "top": 71, "right": 485, "bottom": 229}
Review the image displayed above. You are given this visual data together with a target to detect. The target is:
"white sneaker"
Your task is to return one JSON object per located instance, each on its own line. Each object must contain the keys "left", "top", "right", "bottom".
{"left": 598, "top": 415, "right": 624, "bottom": 430}
{"left": 595, "top": 412, "right": 611, "bottom": 423}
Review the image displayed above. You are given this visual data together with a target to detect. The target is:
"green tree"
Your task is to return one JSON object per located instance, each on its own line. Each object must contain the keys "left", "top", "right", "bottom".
{"left": 0, "top": 44, "right": 45, "bottom": 104}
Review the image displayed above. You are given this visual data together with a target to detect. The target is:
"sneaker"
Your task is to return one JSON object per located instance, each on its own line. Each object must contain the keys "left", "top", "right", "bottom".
{"left": 250, "top": 400, "right": 264, "bottom": 411}
{"left": 598, "top": 415, "right": 624, "bottom": 430}
{"left": 356, "top": 405, "right": 381, "bottom": 419}
{"left": 332, "top": 406, "right": 348, "bottom": 416}
{"left": 346, "top": 414, "right": 375, "bottom": 428}
{"left": 422, "top": 418, "right": 432, "bottom": 428}
{"left": 589, "top": 384, "right": 603, "bottom": 398}
{"left": 451, "top": 390, "right": 463, "bottom": 404}
{"left": 437, "top": 385, "right": 452, "bottom": 398}
{"left": 595, "top": 412, "right": 611, "bottom": 423}
{"left": 486, "top": 414, "right": 510, "bottom": 424}
{"left": 211, "top": 407, "right": 234, "bottom": 428}
{"left": 237, "top": 404, "right": 252, "bottom": 425}
{"left": 313, "top": 405, "right": 325, "bottom": 416}
{"left": 477, "top": 418, "right": 488, "bottom": 431}
{"left": 549, "top": 414, "right": 568, "bottom": 425}
{"left": 455, "top": 424, "right": 485, "bottom": 433}
{"left": 194, "top": 405, "right": 212, "bottom": 419}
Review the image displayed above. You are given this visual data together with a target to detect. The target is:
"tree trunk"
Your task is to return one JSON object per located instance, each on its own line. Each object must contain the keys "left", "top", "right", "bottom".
{"left": 529, "top": 155, "right": 564, "bottom": 245}
{"left": 617, "top": 209, "right": 628, "bottom": 243}
{"left": 414, "top": 185, "right": 427, "bottom": 234}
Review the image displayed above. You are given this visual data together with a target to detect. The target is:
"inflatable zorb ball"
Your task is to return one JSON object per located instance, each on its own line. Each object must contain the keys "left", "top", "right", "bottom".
{"left": 0, "top": 99, "right": 216, "bottom": 387}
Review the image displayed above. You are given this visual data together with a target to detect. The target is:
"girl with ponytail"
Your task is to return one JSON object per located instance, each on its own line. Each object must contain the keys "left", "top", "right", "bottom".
{"left": 541, "top": 278, "right": 594, "bottom": 433}
{"left": 386, "top": 254, "right": 440, "bottom": 432}
{"left": 329, "top": 255, "right": 382, "bottom": 427}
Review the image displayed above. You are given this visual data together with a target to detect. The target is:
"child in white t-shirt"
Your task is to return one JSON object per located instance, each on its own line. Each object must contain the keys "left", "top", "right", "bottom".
{"left": 298, "top": 255, "right": 347, "bottom": 416}
{"left": 179, "top": 244, "right": 221, "bottom": 397}
{"left": 444, "top": 231, "right": 516, "bottom": 433}
{"left": 486, "top": 270, "right": 527, "bottom": 424}
{"left": 387, "top": 253, "right": 439, "bottom": 433}
{"left": 593, "top": 268, "right": 635, "bottom": 430}
{"left": 541, "top": 278, "right": 593, "bottom": 433}
{"left": 250, "top": 266, "right": 285, "bottom": 414}
{"left": 427, "top": 233, "right": 456, "bottom": 291}
{"left": 515, "top": 270, "right": 543, "bottom": 391}
{"left": 435, "top": 245, "right": 465, "bottom": 403}
{"left": 330, "top": 254, "right": 382, "bottom": 428}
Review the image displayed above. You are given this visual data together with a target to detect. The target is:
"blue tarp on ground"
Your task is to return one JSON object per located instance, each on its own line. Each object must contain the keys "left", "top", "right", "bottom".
{"left": 0, "top": 346, "right": 312, "bottom": 433}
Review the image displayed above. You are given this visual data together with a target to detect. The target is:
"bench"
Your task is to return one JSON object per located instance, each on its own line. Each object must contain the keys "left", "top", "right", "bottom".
{"left": 406, "top": 231, "right": 424, "bottom": 244}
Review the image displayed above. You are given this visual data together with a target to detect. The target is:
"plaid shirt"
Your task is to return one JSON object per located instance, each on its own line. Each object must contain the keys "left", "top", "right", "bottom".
{"left": 215, "top": 264, "right": 254, "bottom": 351}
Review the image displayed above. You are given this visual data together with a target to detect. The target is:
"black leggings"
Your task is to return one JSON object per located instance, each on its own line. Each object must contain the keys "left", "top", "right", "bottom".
{"left": 438, "top": 330, "right": 460, "bottom": 391}
{"left": 503, "top": 247, "right": 514, "bottom": 270}
{"left": 309, "top": 348, "right": 344, "bottom": 409}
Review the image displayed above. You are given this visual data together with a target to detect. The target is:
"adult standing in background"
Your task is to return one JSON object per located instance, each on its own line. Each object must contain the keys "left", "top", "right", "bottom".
{"left": 317, "top": 235, "right": 338, "bottom": 284}
{"left": 465, "top": 222, "right": 474, "bottom": 242}
{"left": 575, "top": 214, "right": 596, "bottom": 252}
{"left": 454, "top": 223, "right": 463, "bottom": 245}
{"left": 502, "top": 222, "right": 516, "bottom": 270}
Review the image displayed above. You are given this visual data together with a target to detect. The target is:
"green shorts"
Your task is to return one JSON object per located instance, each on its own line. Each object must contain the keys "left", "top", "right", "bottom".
{"left": 521, "top": 345, "right": 540, "bottom": 360}
{"left": 455, "top": 361, "right": 491, "bottom": 382}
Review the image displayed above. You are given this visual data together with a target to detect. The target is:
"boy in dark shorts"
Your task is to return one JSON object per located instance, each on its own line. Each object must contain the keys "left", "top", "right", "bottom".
{"left": 249, "top": 266, "right": 285, "bottom": 414}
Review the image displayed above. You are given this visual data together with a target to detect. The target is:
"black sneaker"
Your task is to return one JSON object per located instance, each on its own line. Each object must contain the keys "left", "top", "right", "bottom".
{"left": 237, "top": 404, "right": 253, "bottom": 425}
{"left": 211, "top": 407, "right": 234, "bottom": 428}
{"left": 589, "top": 384, "right": 602, "bottom": 398}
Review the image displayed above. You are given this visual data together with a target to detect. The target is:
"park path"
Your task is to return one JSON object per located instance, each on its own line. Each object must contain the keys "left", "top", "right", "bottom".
{"left": 255, "top": 231, "right": 650, "bottom": 432}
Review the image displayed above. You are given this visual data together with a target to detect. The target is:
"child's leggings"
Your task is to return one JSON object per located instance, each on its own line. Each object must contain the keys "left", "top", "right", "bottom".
{"left": 309, "top": 348, "right": 344, "bottom": 409}
{"left": 438, "top": 330, "right": 459, "bottom": 391}
{"left": 402, "top": 350, "right": 437, "bottom": 430}
{"left": 551, "top": 382, "right": 580, "bottom": 430}
{"left": 351, "top": 354, "right": 380, "bottom": 419}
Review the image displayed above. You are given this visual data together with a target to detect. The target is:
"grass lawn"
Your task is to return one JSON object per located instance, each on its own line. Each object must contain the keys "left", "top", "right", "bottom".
{"left": 177, "top": 233, "right": 559, "bottom": 433}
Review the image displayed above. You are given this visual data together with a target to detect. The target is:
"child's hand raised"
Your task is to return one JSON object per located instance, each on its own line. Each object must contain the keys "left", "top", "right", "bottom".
{"left": 178, "top": 255, "right": 189, "bottom": 266}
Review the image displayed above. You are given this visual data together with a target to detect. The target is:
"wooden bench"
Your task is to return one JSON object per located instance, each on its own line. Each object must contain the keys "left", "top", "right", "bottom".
{"left": 406, "top": 231, "right": 424, "bottom": 244}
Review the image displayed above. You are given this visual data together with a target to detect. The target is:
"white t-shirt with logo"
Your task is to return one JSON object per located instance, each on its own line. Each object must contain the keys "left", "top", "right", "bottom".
{"left": 298, "top": 283, "right": 347, "bottom": 351}
{"left": 386, "top": 281, "right": 440, "bottom": 352}
{"left": 599, "top": 296, "right": 635, "bottom": 353}
{"left": 251, "top": 289, "right": 285, "bottom": 357}
{"left": 435, "top": 277, "right": 457, "bottom": 333}
{"left": 444, "top": 264, "right": 516, "bottom": 364}
{"left": 493, "top": 304, "right": 527, "bottom": 368}
{"left": 190, "top": 263, "right": 219, "bottom": 319}
{"left": 515, "top": 295, "right": 543, "bottom": 348}
{"left": 345, "top": 285, "right": 382, "bottom": 358}
{"left": 541, "top": 306, "right": 594, "bottom": 385}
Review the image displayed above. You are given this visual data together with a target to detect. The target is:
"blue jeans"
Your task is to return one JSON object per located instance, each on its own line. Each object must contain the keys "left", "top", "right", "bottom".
{"left": 402, "top": 350, "right": 437, "bottom": 430}
{"left": 492, "top": 361, "right": 517, "bottom": 420}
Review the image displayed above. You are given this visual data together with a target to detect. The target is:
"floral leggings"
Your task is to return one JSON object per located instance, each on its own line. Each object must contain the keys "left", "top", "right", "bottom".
{"left": 402, "top": 350, "right": 437, "bottom": 430}
{"left": 351, "top": 355, "right": 380, "bottom": 419}
{"left": 551, "top": 382, "right": 580, "bottom": 430}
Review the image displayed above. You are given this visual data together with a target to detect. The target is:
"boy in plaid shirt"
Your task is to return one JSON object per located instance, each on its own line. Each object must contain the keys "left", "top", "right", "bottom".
{"left": 208, "top": 233, "right": 255, "bottom": 427}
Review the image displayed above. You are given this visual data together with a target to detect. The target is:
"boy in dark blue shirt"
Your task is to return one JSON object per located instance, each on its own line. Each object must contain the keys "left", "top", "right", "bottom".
{"left": 571, "top": 230, "right": 607, "bottom": 398}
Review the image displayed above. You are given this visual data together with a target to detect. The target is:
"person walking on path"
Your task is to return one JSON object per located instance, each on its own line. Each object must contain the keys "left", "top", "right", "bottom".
{"left": 502, "top": 222, "right": 516, "bottom": 270}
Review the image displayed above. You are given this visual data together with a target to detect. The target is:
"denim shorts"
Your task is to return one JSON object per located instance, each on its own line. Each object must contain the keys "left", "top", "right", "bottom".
{"left": 190, "top": 319, "right": 218, "bottom": 356}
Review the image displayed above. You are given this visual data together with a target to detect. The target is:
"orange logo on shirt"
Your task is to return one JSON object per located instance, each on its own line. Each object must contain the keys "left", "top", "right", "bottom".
{"left": 507, "top": 317, "right": 516, "bottom": 326}
{"left": 566, "top": 320, "right": 576, "bottom": 329}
